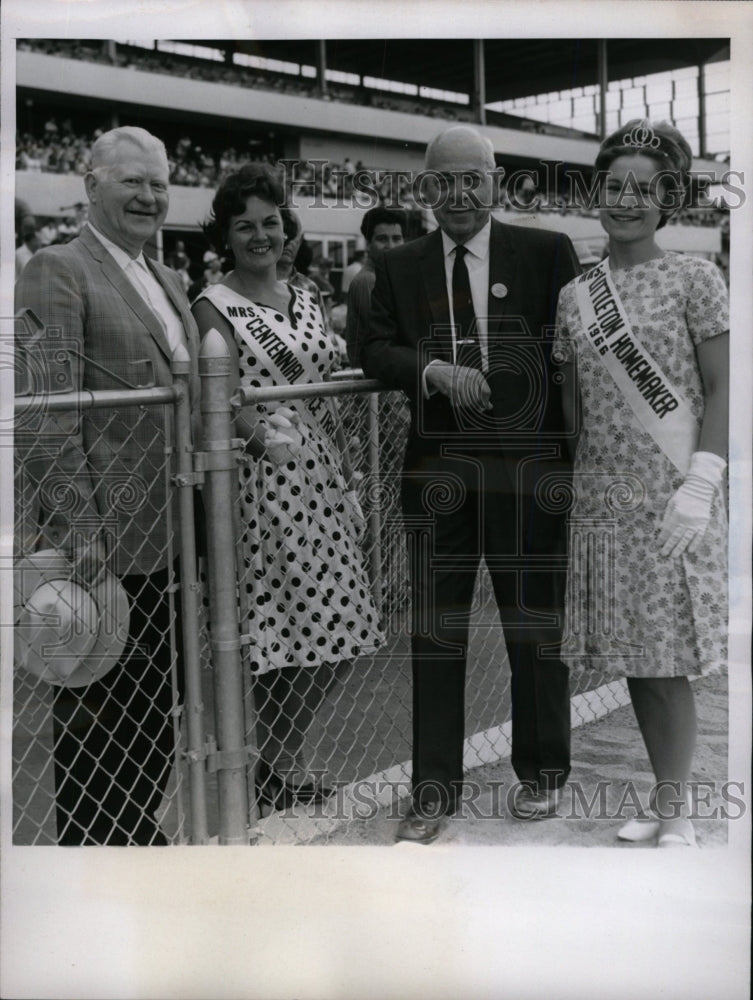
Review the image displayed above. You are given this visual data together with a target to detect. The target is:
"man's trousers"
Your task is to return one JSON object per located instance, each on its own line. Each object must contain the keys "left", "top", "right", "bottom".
{"left": 402, "top": 449, "right": 571, "bottom": 813}
{"left": 52, "top": 566, "right": 184, "bottom": 845}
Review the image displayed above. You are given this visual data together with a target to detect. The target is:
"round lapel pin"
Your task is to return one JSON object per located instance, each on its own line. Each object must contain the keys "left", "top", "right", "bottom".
{"left": 491, "top": 283, "right": 508, "bottom": 299}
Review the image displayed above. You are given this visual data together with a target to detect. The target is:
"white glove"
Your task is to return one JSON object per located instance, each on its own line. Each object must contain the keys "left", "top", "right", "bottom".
{"left": 342, "top": 489, "right": 365, "bottom": 540}
{"left": 657, "top": 451, "right": 726, "bottom": 558}
{"left": 262, "top": 406, "right": 303, "bottom": 464}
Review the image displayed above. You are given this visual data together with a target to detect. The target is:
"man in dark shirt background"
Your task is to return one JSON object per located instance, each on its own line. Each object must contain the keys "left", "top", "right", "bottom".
{"left": 344, "top": 206, "right": 407, "bottom": 366}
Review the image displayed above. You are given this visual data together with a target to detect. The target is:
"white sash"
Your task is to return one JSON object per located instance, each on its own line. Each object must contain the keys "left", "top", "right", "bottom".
{"left": 574, "top": 258, "right": 699, "bottom": 475}
{"left": 203, "top": 283, "right": 340, "bottom": 441}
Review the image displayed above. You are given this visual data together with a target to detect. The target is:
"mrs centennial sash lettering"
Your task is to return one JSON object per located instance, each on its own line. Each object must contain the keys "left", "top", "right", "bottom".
{"left": 574, "top": 259, "right": 699, "bottom": 474}
{"left": 216, "top": 286, "right": 339, "bottom": 438}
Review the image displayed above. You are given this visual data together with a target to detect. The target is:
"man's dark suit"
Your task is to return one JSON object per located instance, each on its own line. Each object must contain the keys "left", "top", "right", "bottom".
{"left": 16, "top": 226, "right": 200, "bottom": 844}
{"left": 361, "top": 218, "right": 580, "bottom": 812}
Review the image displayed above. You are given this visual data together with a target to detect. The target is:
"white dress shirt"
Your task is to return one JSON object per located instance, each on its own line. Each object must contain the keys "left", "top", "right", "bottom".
{"left": 87, "top": 223, "right": 187, "bottom": 354}
{"left": 422, "top": 218, "right": 492, "bottom": 396}
{"left": 440, "top": 218, "right": 492, "bottom": 371}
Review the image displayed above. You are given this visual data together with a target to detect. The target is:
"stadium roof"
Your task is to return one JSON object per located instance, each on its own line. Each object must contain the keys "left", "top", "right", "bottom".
{"left": 187, "top": 38, "right": 730, "bottom": 103}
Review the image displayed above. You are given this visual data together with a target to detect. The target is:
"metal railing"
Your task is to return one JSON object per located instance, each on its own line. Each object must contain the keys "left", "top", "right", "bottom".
{"left": 13, "top": 371, "right": 195, "bottom": 844}
{"left": 12, "top": 329, "right": 625, "bottom": 845}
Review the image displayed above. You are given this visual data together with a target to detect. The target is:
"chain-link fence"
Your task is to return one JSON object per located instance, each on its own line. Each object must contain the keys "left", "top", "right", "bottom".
{"left": 12, "top": 321, "right": 627, "bottom": 846}
{"left": 11, "top": 311, "right": 201, "bottom": 846}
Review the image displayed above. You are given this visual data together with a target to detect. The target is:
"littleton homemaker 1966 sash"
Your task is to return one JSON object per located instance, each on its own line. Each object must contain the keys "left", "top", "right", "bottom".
{"left": 574, "top": 258, "right": 699, "bottom": 475}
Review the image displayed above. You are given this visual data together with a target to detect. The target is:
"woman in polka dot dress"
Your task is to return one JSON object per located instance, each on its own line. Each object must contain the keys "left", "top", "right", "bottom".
{"left": 193, "top": 164, "right": 383, "bottom": 811}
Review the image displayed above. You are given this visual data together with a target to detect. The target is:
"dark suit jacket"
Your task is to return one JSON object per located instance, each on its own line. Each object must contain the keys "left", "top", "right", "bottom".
{"left": 15, "top": 226, "right": 201, "bottom": 576}
{"left": 361, "top": 218, "right": 580, "bottom": 548}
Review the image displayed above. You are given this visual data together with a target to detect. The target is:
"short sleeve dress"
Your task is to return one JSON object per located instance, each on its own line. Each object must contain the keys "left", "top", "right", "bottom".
{"left": 196, "top": 281, "right": 383, "bottom": 675}
{"left": 554, "top": 253, "right": 728, "bottom": 678}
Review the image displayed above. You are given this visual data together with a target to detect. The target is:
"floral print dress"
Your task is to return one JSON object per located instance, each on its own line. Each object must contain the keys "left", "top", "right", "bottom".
{"left": 554, "top": 253, "right": 728, "bottom": 678}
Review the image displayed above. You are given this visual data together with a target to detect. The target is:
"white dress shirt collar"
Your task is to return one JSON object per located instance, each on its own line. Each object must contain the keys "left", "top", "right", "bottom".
{"left": 87, "top": 224, "right": 186, "bottom": 354}
{"left": 440, "top": 217, "right": 492, "bottom": 261}
{"left": 86, "top": 222, "right": 146, "bottom": 271}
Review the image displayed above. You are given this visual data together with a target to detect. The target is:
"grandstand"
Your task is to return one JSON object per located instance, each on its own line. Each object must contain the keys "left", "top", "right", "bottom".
{"left": 16, "top": 37, "right": 730, "bottom": 291}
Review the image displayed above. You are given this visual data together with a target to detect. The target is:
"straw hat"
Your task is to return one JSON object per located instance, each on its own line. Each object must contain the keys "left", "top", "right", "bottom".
{"left": 14, "top": 549, "right": 130, "bottom": 687}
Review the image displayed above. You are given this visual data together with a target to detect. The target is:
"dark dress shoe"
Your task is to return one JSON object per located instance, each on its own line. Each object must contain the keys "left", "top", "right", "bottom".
{"left": 509, "top": 785, "right": 561, "bottom": 821}
{"left": 395, "top": 802, "right": 446, "bottom": 845}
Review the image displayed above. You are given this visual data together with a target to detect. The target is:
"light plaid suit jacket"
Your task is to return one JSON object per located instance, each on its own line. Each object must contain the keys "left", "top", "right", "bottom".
{"left": 15, "top": 225, "right": 201, "bottom": 577}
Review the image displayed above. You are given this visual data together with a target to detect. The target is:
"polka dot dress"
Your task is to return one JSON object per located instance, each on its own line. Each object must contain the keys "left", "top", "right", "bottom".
{"left": 197, "top": 281, "right": 383, "bottom": 674}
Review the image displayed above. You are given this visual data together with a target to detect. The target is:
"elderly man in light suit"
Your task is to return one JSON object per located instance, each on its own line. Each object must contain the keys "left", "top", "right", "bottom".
{"left": 16, "top": 126, "right": 200, "bottom": 845}
{"left": 362, "top": 125, "right": 580, "bottom": 843}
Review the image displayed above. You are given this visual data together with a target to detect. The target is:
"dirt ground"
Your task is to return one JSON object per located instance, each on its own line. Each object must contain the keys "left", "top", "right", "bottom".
{"left": 317, "top": 672, "right": 731, "bottom": 848}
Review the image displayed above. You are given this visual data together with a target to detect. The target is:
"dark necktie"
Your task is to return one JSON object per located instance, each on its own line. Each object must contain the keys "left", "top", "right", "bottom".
{"left": 452, "top": 245, "right": 482, "bottom": 370}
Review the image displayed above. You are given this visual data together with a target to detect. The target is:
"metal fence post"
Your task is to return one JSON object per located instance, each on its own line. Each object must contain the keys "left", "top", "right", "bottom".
{"left": 366, "top": 392, "right": 383, "bottom": 609}
{"left": 199, "top": 329, "right": 249, "bottom": 845}
{"left": 171, "top": 344, "right": 209, "bottom": 844}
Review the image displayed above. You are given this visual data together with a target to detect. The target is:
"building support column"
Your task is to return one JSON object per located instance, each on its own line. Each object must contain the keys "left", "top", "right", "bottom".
{"left": 597, "top": 39, "right": 608, "bottom": 139}
{"left": 697, "top": 60, "right": 707, "bottom": 158}
{"left": 473, "top": 39, "right": 486, "bottom": 125}
{"left": 317, "top": 40, "right": 328, "bottom": 98}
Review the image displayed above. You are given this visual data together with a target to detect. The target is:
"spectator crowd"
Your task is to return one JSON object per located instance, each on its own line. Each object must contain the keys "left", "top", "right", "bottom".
{"left": 18, "top": 38, "right": 481, "bottom": 123}
{"left": 16, "top": 115, "right": 729, "bottom": 230}
{"left": 18, "top": 39, "right": 610, "bottom": 135}
{"left": 16, "top": 121, "right": 421, "bottom": 209}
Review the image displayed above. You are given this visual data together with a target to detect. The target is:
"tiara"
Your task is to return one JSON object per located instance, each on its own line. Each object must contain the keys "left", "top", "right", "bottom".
{"left": 622, "top": 121, "right": 661, "bottom": 151}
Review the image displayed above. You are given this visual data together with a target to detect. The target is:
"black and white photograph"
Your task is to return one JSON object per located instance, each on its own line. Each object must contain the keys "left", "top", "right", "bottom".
{"left": 1, "top": 1, "right": 751, "bottom": 998}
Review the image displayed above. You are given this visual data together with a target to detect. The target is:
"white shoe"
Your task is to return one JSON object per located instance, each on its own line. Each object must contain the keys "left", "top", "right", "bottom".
{"left": 658, "top": 822, "right": 697, "bottom": 848}
{"left": 617, "top": 817, "right": 660, "bottom": 842}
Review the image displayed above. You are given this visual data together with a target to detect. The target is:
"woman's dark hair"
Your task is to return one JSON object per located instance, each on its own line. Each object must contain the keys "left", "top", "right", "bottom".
{"left": 595, "top": 119, "right": 693, "bottom": 228}
{"left": 202, "top": 163, "right": 285, "bottom": 255}
{"left": 279, "top": 206, "right": 300, "bottom": 244}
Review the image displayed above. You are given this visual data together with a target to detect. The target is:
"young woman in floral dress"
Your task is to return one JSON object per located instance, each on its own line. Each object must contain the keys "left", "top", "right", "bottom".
{"left": 555, "top": 120, "right": 728, "bottom": 847}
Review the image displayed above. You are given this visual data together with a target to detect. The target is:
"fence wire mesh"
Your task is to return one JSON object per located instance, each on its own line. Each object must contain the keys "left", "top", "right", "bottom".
{"left": 13, "top": 393, "right": 188, "bottom": 846}
{"left": 215, "top": 376, "right": 624, "bottom": 845}
{"left": 13, "top": 353, "right": 626, "bottom": 846}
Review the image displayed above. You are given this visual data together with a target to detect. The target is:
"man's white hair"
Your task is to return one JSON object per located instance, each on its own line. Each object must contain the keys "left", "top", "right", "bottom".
{"left": 424, "top": 126, "right": 496, "bottom": 170}
{"left": 90, "top": 126, "right": 168, "bottom": 177}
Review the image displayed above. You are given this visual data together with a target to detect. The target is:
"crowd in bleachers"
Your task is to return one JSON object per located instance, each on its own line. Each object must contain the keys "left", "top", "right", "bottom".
{"left": 17, "top": 38, "right": 563, "bottom": 131}
{"left": 17, "top": 38, "right": 729, "bottom": 229}
{"left": 16, "top": 117, "right": 91, "bottom": 175}
{"left": 14, "top": 121, "right": 424, "bottom": 208}
{"left": 15, "top": 123, "right": 271, "bottom": 188}
{"left": 22, "top": 37, "right": 601, "bottom": 135}
{"left": 16, "top": 120, "right": 729, "bottom": 235}
{"left": 20, "top": 38, "right": 737, "bottom": 169}
{"left": 16, "top": 117, "right": 729, "bottom": 237}
{"left": 18, "top": 39, "right": 468, "bottom": 117}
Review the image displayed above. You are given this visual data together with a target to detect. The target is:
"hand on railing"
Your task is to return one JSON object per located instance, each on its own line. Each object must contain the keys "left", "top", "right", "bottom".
{"left": 262, "top": 406, "right": 304, "bottom": 465}
{"left": 424, "top": 361, "right": 492, "bottom": 412}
